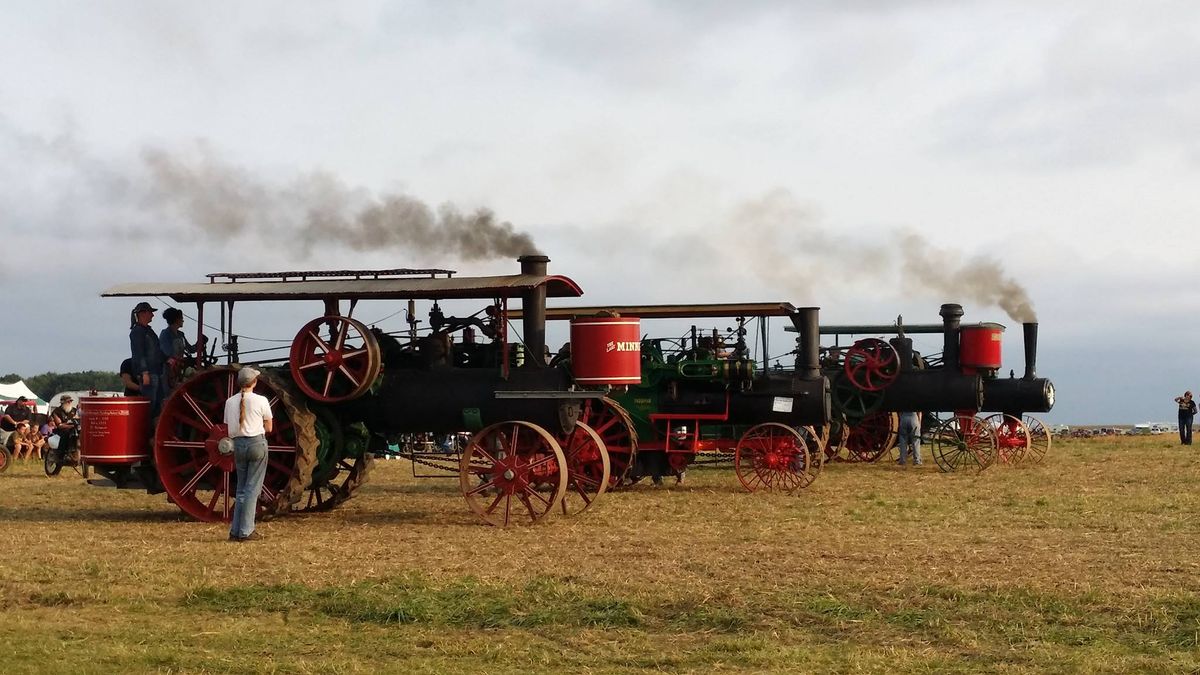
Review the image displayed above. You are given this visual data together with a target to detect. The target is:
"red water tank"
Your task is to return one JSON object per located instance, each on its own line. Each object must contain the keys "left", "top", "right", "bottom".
{"left": 81, "top": 396, "right": 151, "bottom": 465}
{"left": 569, "top": 317, "right": 643, "bottom": 385}
{"left": 959, "top": 323, "right": 1005, "bottom": 371}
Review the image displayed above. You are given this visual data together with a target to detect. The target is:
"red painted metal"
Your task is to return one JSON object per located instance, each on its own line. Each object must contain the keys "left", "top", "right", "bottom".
{"left": 959, "top": 323, "right": 1004, "bottom": 371}
{"left": 80, "top": 396, "right": 151, "bottom": 465}
{"left": 569, "top": 317, "right": 642, "bottom": 385}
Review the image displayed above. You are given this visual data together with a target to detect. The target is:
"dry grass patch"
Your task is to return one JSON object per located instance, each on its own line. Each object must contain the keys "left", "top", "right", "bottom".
{"left": 2, "top": 436, "right": 1199, "bottom": 672}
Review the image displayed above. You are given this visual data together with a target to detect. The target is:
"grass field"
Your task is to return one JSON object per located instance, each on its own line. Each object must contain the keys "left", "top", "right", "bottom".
{"left": 2, "top": 436, "right": 1199, "bottom": 674}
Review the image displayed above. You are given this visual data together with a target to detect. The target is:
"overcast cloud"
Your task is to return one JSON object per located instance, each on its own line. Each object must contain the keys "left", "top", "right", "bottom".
{"left": 2, "top": 1, "right": 1198, "bottom": 424}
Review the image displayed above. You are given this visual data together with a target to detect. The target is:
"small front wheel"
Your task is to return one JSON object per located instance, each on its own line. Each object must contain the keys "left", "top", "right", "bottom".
{"left": 43, "top": 446, "right": 63, "bottom": 477}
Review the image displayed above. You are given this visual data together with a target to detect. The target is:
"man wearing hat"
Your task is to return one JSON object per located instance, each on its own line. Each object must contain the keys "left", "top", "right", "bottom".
{"left": 129, "top": 301, "right": 166, "bottom": 417}
{"left": 1, "top": 396, "right": 33, "bottom": 449}
{"left": 49, "top": 395, "right": 80, "bottom": 456}
{"left": 223, "top": 366, "right": 273, "bottom": 542}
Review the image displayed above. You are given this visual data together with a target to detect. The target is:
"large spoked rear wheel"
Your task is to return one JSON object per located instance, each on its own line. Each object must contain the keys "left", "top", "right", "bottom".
{"left": 0, "top": 446, "right": 11, "bottom": 474}
{"left": 845, "top": 412, "right": 899, "bottom": 463}
{"left": 460, "top": 421, "right": 568, "bottom": 527}
{"left": 930, "top": 414, "right": 997, "bottom": 473}
{"left": 154, "top": 368, "right": 318, "bottom": 522}
{"left": 556, "top": 422, "right": 610, "bottom": 517}
{"left": 581, "top": 397, "right": 638, "bottom": 488}
{"left": 734, "top": 422, "right": 813, "bottom": 494}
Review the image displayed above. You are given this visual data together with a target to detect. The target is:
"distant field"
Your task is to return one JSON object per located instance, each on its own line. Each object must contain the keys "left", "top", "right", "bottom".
{"left": 2, "top": 436, "right": 1199, "bottom": 674}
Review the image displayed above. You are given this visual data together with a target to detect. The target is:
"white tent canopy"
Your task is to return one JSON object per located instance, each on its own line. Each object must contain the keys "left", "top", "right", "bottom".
{"left": 0, "top": 380, "right": 49, "bottom": 414}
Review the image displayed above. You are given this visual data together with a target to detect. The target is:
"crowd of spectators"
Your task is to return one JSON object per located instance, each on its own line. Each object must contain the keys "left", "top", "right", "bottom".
{"left": 1, "top": 394, "right": 81, "bottom": 461}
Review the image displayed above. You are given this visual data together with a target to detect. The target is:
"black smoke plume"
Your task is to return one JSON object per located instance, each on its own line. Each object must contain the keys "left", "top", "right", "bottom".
{"left": 138, "top": 144, "right": 539, "bottom": 260}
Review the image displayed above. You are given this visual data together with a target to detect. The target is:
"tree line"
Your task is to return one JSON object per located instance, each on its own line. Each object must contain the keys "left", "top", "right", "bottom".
{"left": 1, "top": 371, "right": 123, "bottom": 400}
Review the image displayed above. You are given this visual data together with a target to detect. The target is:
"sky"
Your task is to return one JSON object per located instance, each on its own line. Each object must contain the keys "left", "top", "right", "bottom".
{"left": 1, "top": 1, "right": 1198, "bottom": 424}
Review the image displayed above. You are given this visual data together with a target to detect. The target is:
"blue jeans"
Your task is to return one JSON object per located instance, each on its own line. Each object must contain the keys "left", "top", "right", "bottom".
{"left": 230, "top": 435, "right": 268, "bottom": 538}
{"left": 1180, "top": 412, "right": 1194, "bottom": 445}
{"left": 144, "top": 372, "right": 166, "bottom": 419}
{"left": 897, "top": 415, "right": 922, "bottom": 465}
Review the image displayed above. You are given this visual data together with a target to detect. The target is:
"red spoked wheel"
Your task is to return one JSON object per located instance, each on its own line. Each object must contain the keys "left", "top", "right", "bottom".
{"left": 460, "top": 421, "right": 568, "bottom": 527}
{"left": 555, "top": 422, "right": 610, "bottom": 517}
{"left": 734, "top": 422, "right": 813, "bottom": 494}
{"left": 0, "top": 446, "right": 10, "bottom": 474}
{"left": 982, "top": 413, "right": 1031, "bottom": 465}
{"left": 580, "top": 397, "right": 638, "bottom": 488}
{"left": 289, "top": 316, "right": 382, "bottom": 403}
{"left": 844, "top": 338, "right": 900, "bottom": 391}
{"left": 930, "top": 414, "right": 997, "bottom": 473}
{"left": 1022, "top": 414, "right": 1051, "bottom": 464}
{"left": 153, "top": 368, "right": 317, "bottom": 522}
{"left": 845, "top": 412, "right": 899, "bottom": 463}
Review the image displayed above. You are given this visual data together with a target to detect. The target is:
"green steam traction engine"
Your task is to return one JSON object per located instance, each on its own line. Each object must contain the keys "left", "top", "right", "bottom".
{"left": 530, "top": 303, "right": 831, "bottom": 494}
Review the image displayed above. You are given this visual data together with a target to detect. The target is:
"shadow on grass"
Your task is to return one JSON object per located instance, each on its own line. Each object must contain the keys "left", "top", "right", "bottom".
{"left": 0, "top": 505, "right": 186, "bottom": 523}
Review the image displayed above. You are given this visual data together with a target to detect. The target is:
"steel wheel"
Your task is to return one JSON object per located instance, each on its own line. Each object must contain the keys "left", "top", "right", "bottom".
{"left": 844, "top": 338, "right": 900, "bottom": 391}
{"left": 300, "top": 407, "right": 374, "bottom": 512}
{"left": 556, "top": 422, "right": 610, "bottom": 517}
{"left": 982, "top": 413, "right": 1031, "bottom": 465}
{"left": 0, "top": 446, "right": 10, "bottom": 474}
{"left": 154, "top": 368, "right": 317, "bottom": 522}
{"left": 831, "top": 373, "right": 885, "bottom": 421}
{"left": 581, "top": 397, "right": 638, "bottom": 487}
{"left": 734, "top": 422, "right": 813, "bottom": 494}
{"left": 797, "top": 425, "right": 826, "bottom": 475}
{"left": 289, "top": 316, "right": 382, "bottom": 403}
{"left": 930, "top": 414, "right": 997, "bottom": 473}
{"left": 1022, "top": 414, "right": 1051, "bottom": 464}
{"left": 460, "top": 421, "right": 568, "bottom": 527}
{"left": 845, "top": 412, "right": 899, "bottom": 463}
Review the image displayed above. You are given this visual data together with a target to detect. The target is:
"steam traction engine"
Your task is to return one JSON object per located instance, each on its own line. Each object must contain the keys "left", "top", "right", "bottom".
{"left": 90, "top": 256, "right": 639, "bottom": 526}
{"left": 522, "top": 303, "right": 832, "bottom": 493}
{"left": 810, "top": 303, "right": 1055, "bottom": 471}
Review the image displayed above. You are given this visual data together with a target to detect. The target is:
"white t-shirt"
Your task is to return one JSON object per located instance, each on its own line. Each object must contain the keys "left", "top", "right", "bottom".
{"left": 224, "top": 390, "right": 273, "bottom": 437}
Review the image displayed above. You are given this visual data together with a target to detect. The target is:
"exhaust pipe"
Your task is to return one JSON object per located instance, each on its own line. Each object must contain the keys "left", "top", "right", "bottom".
{"left": 939, "top": 303, "right": 963, "bottom": 372}
{"left": 1022, "top": 322, "right": 1038, "bottom": 380}
{"left": 794, "top": 307, "right": 820, "bottom": 380}
{"left": 518, "top": 255, "right": 549, "bottom": 367}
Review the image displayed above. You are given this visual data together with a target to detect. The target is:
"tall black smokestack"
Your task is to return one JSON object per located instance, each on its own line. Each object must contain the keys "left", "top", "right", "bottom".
{"left": 940, "top": 303, "right": 963, "bottom": 372}
{"left": 519, "top": 255, "right": 549, "bottom": 367}
{"left": 794, "top": 307, "right": 820, "bottom": 380}
{"left": 1022, "top": 323, "right": 1038, "bottom": 380}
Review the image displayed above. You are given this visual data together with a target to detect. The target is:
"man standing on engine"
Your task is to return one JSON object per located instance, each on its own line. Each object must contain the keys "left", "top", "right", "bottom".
{"left": 129, "top": 302, "right": 165, "bottom": 418}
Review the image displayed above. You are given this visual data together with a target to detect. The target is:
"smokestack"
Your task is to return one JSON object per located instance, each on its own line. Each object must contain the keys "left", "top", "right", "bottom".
{"left": 940, "top": 303, "right": 963, "bottom": 372}
{"left": 891, "top": 337, "right": 914, "bottom": 373}
{"left": 1022, "top": 322, "right": 1038, "bottom": 380}
{"left": 518, "top": 255, "right": 549, "bottom": 367}
{"left": 794, "top": 307, "right": 820, "bottom": 380}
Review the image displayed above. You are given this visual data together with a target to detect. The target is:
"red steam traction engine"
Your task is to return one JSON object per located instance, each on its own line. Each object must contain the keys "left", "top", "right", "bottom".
{"left": 88, "top": 256, "right": 647, "bottom": 526}
{"left": 811, "top": 303, "right": 1055, "bottom": 471}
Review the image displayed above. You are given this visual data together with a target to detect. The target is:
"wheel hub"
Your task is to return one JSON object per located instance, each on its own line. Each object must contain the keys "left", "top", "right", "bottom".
{"left": 204, "top": 424, "right": 235, "bottom": 471}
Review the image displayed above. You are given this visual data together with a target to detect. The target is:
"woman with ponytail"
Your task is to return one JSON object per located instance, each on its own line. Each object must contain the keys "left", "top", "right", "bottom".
{"left": 223, "top": 366, "right": 273, "bottom": 542}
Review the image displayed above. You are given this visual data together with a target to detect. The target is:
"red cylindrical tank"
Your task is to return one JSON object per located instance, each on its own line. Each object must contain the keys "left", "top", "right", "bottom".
{"left": 569, "top": 317, "right": 643, "bottom": 385}
{"left": 959, "top": 323, "right": 1005, "bottom": 370}
{"left": 80, "top": 396, "right": 151, "bottom": 464}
